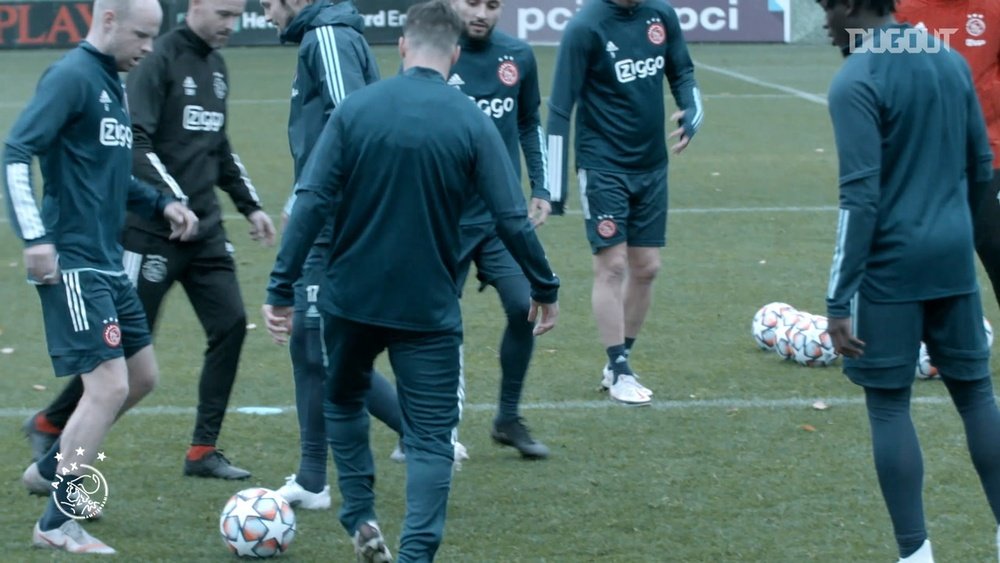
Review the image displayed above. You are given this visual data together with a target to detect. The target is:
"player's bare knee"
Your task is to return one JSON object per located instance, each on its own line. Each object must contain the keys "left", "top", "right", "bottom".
{"left": 593, "top": 253, "right": 628, "bottom": 284}
{"left": 628, "top": 258, "right": 661, "bottom": 284}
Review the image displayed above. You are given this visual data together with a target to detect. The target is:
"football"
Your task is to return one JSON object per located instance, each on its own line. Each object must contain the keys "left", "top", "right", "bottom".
{"left": 915, "top": 342, "right": 939, "bottom": 380}
{"left": 752, "top": 302, "right": 798, "bottom": 352}
{"left": 219, "top": 487, "right": 296, "bottom": 558}
{"left": 774, "top": 310, "right": 808, "bottom": 360}
{"left": 787, "top": 314, "right": 839, "bottom": 367}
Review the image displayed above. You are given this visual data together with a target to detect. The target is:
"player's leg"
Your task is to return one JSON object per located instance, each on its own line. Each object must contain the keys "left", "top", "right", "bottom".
{"left": 24, "top": 231, "right": 179, "bottom": 463}
{"left": 321, "top": 313, "right": 391, "bottom": 560}
{"left": 30, "top": 272, "right": 141, "bottom": 553}
{"left": 178, "top": 240, "right": 250, "bottom": 479}
{"left": 620, "top": 166, "right": 668, "bottom": 394}
{"left": 389, "top": 326, "right": 463, "bottom": 562}
{"left": 476, "top": 232, "right": 548, "bottom": 458}
{"left": 969, "top": 170, "right": 1000, "bottom": 308}
{"left": 844, "top": 295, "right": 928, "bottom": 560}
{"left": 582, "top": 169, "right": 648, "bottom": 405}
{"left": 277, "top": 265, "right": 331, "bottom": 508}
{"left": 22, "top": 376, "right": 80, "bottom": 462}
{"left": 924, "top": 293, "right": 1000, "bottom": 526}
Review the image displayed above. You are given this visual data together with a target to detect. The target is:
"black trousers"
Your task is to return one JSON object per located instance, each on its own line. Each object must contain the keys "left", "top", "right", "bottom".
{"left": 45, "top": 228, "right": 247, "bottom": 447}
{"left": 971, "top": 170, "right": 1000, "bottom": 309}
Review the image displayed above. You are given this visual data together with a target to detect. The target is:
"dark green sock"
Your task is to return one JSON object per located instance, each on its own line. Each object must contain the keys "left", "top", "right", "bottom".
{"left": 606, "top": 345, "right": 632, "bottom": 381}
{"left": 624, "top": 337, "right": 636, "bottom": 357}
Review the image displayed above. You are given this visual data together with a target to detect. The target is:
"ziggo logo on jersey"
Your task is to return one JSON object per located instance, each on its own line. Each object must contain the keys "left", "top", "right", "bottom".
{"left": 614, "top": 56, "right": 665, "bottom": 84}
{"left": 99, "top": 118, "right": 132, "bottom": 148}
{"left": 472, "top": 96, "right": 515, "bottom": 118}
{"left": 182, "top": 105, "right": 225, "bottom": 132}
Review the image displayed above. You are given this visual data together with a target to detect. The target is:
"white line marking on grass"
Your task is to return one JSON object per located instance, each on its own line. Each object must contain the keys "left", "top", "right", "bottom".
{"left": 695, "top": 62, "right": 828, "bottom": 106}
{"left": 0, "top": 395, "right": 958, "bottom": 418}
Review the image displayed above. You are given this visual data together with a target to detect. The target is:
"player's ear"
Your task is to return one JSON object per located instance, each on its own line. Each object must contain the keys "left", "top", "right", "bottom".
{"left": 398, "top": 36, "right": 406, "bottom": 60}
{"left": 450, "top": 44, "right": 461, "bottom": 67}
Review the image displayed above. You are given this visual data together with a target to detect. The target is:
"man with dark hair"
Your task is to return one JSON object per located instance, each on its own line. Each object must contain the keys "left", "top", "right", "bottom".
{"left": 22, "top": 0, "right": 275, "bottom": 481}
{"left": 262, "top": 1, "right": 559, "bottom": 559}
{"left": 546, "top": 0, "right": 703, "bottom": 406}
{"left": 445, "top": 0, "right": 550, "bottom": 459}
{"left": 4, "top": 0, "right": 198, "bottom": 552}
{"left": 259, "top": 0, "right": 418, "bottom": 510}
{"left": 895, "top": 0, "right": 1000, "bottom": 310}
{"left": 818, "top": 0, "right": 1000, "bottom": 561}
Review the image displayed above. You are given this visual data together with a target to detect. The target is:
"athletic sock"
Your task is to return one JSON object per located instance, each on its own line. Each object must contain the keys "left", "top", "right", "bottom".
{"left": 186, "top": 445, "right": 215, "bottom": 461}
{"left": 38, "top": 477, "right": 77, "bottom": 531}
{"left": 37, "top": 439, "right": 61, "bottom": 480}
{"left": 606, "top": 345, "right": 633, "bottom": 383}
{"left": 624, "top": 337, "right": 636, "bottom": 358}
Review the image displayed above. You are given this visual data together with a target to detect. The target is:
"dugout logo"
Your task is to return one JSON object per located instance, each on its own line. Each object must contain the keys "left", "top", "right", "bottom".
{"left": 51, "top": 447, "right": 110, "bottom": 521}
{"left": 497, "top": 55, "right": 520, "bottom": 86}
{"left": 646, "top": 18, "right": 666, "bottom": 45}
{"left": 847, "top": 27, "right": 957, "bottom": 54}
{"left": 183, "top": 105, "right": 225, "bottom": 132}
{"left": 614, "top": 56, "right": 665, "bottom": 84}
{"left": 99, "top": 118, "right": 132, "bottom": 148}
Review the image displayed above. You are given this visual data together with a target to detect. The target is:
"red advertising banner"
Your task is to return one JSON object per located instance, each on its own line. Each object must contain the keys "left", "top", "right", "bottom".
{"left": 0, "top": 0, "right": 789, "bottom": 49}
{"left": 0, "top": 2, "right": 92, "bottom": 48}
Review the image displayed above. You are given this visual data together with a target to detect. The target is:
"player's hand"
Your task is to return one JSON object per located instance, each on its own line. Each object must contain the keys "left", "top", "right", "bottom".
{"left": 527, "top": 300, "right": 559, "bottom": 336}
{"left": 828, "top": 316, "right": 865, "bottom": 359}
{"left": 24, "top": 243, "right": 59, "bottom": 285}
{"left": 164, "top": 202, "right": 199, "bottom": 241}
{"left": 529, "top": 198, "right": 552, "bottom": 227}
{"left": 668, "top": 110, "right": 691, "bottom": 154}
{"left": 247, "top": 210, "right": 277, "bottom": 246}
{"left": 261, "top": 304, "right": 294, "bottom": 345}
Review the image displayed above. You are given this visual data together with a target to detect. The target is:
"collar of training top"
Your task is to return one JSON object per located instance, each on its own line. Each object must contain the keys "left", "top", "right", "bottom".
{"left": 177, "top": 22, "right": 215, "bottom": 57}
{"left": 403, "top": 66, "right": 447, "bottom": 82}
{"left": 79, "top": 41, "right": 119, "bottom": 75}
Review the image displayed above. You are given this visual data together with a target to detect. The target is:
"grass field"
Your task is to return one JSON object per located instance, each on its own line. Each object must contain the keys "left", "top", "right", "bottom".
{"left": 2, "top": 43, "right": 1000, "bottom": 562}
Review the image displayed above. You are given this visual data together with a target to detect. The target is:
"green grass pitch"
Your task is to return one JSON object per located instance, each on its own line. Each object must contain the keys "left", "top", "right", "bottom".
{"left": 1, "top": 43, "right": 999, "bottom": 561}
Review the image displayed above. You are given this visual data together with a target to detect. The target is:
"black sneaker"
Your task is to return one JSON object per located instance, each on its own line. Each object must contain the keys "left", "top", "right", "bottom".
{"left": 183, "top": 449, "right": 251, "bottom": 480}
{"left": 491, "top": 418, "right": 550, "bottom": 459}
{"left": 22, "top": 413, "right": 59, "bottom": 463}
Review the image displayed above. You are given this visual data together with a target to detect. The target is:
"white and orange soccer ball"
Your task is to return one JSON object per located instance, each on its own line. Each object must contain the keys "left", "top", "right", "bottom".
{"left": 751, "top": 302, "right": 798, "bottom": 352}
{"left": 219, "top": 487, "right": 296, "bottom": 558}
{"left": 915, "top": 317, "right": 993, "bottom": 380}
{"left": 787, "top": 314, "right": 839, "bottom": 367}
{"left": 774, "top": 310, "right": 810, "bottom": 360}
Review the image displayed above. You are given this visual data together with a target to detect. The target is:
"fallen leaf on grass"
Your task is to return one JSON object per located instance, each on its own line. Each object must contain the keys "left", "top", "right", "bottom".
{"left": 800, "top": 424, "right": 817, "bottom": 432}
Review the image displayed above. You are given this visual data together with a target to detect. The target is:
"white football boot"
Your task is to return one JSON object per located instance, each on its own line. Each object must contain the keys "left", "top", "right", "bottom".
{"left": 389, "top": 441, "right": 469, "bottom": 470}
{"left": 608, "top": 374, "right": 652, "bottom": 406}
{"left": 32, "top": 520, "right": 115, "bottom": 554}
{"left": 601, "top": 365, "right": 653, "bottom": 396}
{"left": 275, "top": 474, "right": 331, "bottom": 510}
{"left": 898, "top": 540, "right": 933, "bottom": 563}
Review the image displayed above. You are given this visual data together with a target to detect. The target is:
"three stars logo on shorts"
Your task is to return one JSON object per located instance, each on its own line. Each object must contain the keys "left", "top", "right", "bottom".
{"left": 102, "top": 318, "right": 121, "bottom": 348}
